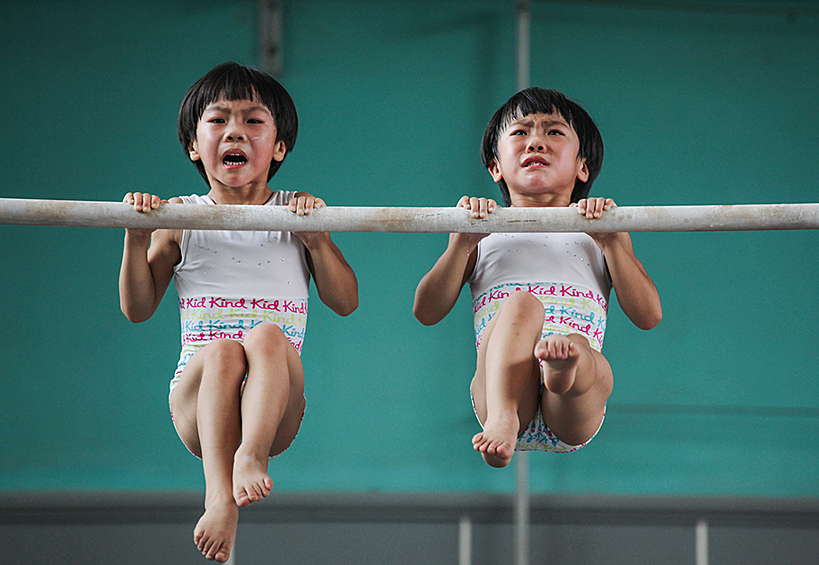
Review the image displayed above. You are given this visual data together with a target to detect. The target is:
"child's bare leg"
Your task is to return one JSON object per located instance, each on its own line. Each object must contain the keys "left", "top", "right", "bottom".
{"left": 170, "top": 339, "right": 247, "bottom": 563}
{"left": 534, "top": 334, "right": 612, "bottom": 446}
{"left": 232, "top": 323, "right": 305, "bottom": 507}
{"left": 471, "top": 291, "right": 543, "bottom": 468}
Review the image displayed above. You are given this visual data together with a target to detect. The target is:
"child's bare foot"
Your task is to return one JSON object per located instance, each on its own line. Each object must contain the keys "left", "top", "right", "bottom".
{"left": 233, "top": 452, "right": 274, "bottom": 507}
{"left": 534, "top": 335, "right": 580, "bottom": 394}
{"left": 472, "top": 414, "right": 519, "bottom": 468}
{"left": 194, "top": 499, "right": 238, "bottom": 562}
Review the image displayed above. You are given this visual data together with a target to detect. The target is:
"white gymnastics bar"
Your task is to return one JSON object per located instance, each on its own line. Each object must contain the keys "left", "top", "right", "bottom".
{"left": 1, "top": 198, "right": 819, "bottom": 233}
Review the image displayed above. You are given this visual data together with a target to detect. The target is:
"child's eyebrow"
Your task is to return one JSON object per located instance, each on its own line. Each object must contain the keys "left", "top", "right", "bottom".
{"left": 203, "top": 103, "right": 271, "bottom": 115}
{"left": 510, "top": 116, "right": 570, "bottom": 129}
{"left": 242, "top": 105, "right": 272, "bottom": 114}
{"left": 511, "top": 117, "right": 535, "bottom": 128}
{"left": 542, "top": 118, "right": 570, "bottom": 128}
{"left": 203, "top": 104, "right": 230, "bottom": 113}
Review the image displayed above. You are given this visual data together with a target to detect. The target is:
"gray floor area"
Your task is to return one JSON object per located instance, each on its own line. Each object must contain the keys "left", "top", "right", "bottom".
{"left": 2, "top": 492, "right": 818, "bottom": 565}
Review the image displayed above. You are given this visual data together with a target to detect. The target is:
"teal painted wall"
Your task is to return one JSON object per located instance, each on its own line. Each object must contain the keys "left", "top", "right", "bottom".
{"left": 1, "top": 0, "right": 817, "bottom": 497}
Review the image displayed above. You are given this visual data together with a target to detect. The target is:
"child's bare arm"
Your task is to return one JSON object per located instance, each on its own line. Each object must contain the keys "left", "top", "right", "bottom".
{"left": 118, "top": 193, "right": 182, "bottom": 323}
{"left": 575, "top": 198, "right": 662, "bottom": 330}
{"left": 289, "top": 193, "right": 358, "bottom": 317}
{"left": 302, "top": 234, "right": 358, "bottom": 316}
{"left": 413, "top": 196, "right": 496, "bottom": 326}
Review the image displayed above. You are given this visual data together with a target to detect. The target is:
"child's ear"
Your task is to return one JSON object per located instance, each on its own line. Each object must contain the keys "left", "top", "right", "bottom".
{"left": 488, "top": 160, "right": 503, "bottom": 183}
{"left": 577, "top": 159, "right": 589, "bottom": 183}
{"left": 272, "top": 140, "right": 287, "bottom": 162}
{"left": 188, "top": 140, "right": 201, "bottom": 162}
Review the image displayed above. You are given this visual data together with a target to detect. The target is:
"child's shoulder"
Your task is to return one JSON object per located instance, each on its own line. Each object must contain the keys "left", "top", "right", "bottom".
{"left": 174, "top": 194, "right": 210, "bottom": 205}
{"left": 266, "top": 190, "right": 298, "bottom": 205}
{"left": 173, "top": 191, "right": 297, "bottom": 206}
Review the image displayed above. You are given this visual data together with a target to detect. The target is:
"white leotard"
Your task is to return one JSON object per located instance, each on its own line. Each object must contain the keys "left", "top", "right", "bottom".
{"left": 468, "top": 232, "right": 612, "bottom": 352}
{"left": 170, "top": 191, "right": 310, "bottom": 393}
{"left": 467, "top": 231, "right": 613, "bottom": 452}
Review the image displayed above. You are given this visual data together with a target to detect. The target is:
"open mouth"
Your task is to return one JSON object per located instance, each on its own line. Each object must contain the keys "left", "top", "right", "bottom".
{"left": 222, "top": 152, "right": 248, "bottom": 166}
{"left": 522, "top": 156, "right": 548, "bottom": 168}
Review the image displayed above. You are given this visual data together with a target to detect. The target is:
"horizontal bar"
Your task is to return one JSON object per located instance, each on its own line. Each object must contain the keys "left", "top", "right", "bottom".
{"left": 1, "top": 198, "right": 818, "bottom": 233}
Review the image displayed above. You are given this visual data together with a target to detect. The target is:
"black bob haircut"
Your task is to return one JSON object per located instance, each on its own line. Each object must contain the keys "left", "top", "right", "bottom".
{"left": 480, "top": 88, "right": 603, "bottom": 206}
{"left": 177, "top": 62, "right": 298, "bottom": 187}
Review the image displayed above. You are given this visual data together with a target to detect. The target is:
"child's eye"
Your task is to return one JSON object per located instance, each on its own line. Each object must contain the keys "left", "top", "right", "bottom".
{"left": 247, "top": 118, "right": 263, "bottom": 124}
{"left": 548, "top": 129, "right": 565, "bottom": 136}
{"left": 511, "top": 129, "right": 527, "bottom": 136}
{"left": 208, "top": 118, "right": 226, "bottom": 124}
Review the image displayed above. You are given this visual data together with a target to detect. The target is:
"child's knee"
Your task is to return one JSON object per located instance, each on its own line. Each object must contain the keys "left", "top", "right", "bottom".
{"left": 243, "top": 323, "right": 289, "bottom": 352}
{"left": 501, "top": 291, "right": 544, "bottom": 324}
{"left": 204, "top": 338, "right": 246, "bottom": 362}
{"left": 566, "top": 333, "right": 591, "bottom": 349}
{"left": 565, "top": 333, "right": 613, "bottom": 394}
{"left": 200, "top": 339, "right": 248, "bottom": 380}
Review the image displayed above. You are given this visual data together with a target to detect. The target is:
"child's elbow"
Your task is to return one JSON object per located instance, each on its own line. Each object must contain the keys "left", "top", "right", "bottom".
{"left": 333, "top": 295, "right": 358, "bottom": 317}
{"left": 120, "top": 303, "right": 151, "bottom": 324}
{"left": 638, "top": 307, "right": 662, "bottom": 331}
{"left": 413, "top": 305, "right": 441, "bottom": 326}
{"left": 338, "top": 301, "right": 358, "bottom": 317}
{"left": 415, "top": 315, "right": 438, "bottom": 327}
{"left": 122, "top": 310, "right": 148, "bottom": 324}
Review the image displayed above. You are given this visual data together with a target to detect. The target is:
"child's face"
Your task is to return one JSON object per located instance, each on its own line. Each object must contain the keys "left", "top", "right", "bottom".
{"left": 189, "top": 97, "right": 286, "bottom": 191}
{"left": 489, "top": 112, "right": 588, "bottom": 206}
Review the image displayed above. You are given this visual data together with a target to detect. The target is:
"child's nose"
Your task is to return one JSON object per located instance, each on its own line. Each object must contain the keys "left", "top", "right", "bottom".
{"left": 225, "top": 120, "right": 246, "bottom": 142}
{"left": 527, "top": 136, "right": 544, "bottom": 151}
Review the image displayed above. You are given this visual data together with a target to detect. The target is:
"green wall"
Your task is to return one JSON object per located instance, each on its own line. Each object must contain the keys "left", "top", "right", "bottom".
{"left": 1, "top": 0, "right": 817, "bottom": 497}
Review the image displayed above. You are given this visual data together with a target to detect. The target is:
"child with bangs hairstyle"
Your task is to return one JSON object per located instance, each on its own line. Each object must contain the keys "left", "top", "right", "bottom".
{"left": 119, "top": 62, "right": 358, "bottom": 562}
{"left": 414, "top": 87, "right": 661, "bottom": 468}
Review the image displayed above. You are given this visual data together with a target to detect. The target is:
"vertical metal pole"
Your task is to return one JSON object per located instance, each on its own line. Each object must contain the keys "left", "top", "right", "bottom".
{"left": 514, "top": 5, "right": 532, "bottom": 565}
{"left": 516, "top": 0, "right": 531, "bottom": 91}
{"left": 696, "top": 520, "right": 709, "bottom": 565}
{"left": 258, "top": 0, "right": 283, "bottom": 75}
{"left": 459, "top": 514, "right": 473, "bottom": 565}
{"left": 514, "top": 452, "right": 530, "bottom": 565}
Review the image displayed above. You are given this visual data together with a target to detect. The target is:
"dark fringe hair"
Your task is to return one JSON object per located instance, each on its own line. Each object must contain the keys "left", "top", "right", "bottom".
{"left": 480, "top": 88, "right": 603, "bottom": 206}
{"left": 177, "top": 62, "right": 298, "bottom": 186}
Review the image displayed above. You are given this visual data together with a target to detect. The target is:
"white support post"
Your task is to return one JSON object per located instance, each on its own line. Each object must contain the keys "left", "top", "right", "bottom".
{"left": 514, "top": 451, "right": 530, "bottom": 565}
{"left": 696, "top": 519, "right": 709, "bottom": 565}
{"left": 459, "top": 514, "right": 472, "bottom": 565}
